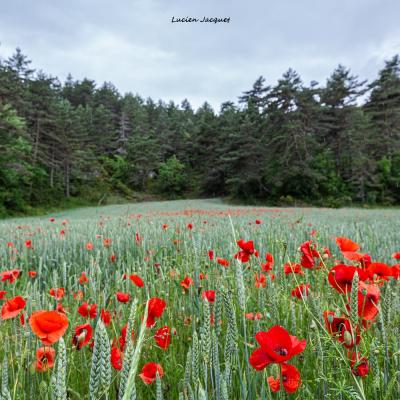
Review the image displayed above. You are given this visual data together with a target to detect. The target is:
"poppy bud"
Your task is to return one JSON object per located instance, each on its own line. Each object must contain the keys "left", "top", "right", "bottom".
{"left": 327, "top": 314, "right": 334, "bottom": 324}
{"left": 343, "top": 330, "right": 353, "bottom": 346}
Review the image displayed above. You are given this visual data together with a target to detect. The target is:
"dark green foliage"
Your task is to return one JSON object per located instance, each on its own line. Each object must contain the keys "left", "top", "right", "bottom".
{"left": 0, "top": 103, "right": 33, "bottom": 215}
{"left": 0, "top": 47, "right": 400, "bottom": 215}
{"left": 155, "top": 155, "right": 187, "bottom": 198}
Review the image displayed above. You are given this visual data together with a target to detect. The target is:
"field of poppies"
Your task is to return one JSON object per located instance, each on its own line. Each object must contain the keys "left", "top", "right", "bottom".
{"left": 0, "top": 199, "right": 399, "bottom": 400}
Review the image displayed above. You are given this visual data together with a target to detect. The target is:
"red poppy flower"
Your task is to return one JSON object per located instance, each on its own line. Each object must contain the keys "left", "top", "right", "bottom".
{"left": 208, "top": 250, "right": 214, "bottom": 260}
{"left": 56, "top": 303, "right": 66, "bottom": 314}
{"left": 328, "top": 265, "right": 368, "bottom": 294}
{"left": 119, "top": 324, "right": 135, "bottom": 350}
{"left": 0, "top": 269, "right": 21, "bottom": 283}
{"left": 342, "top": 251, "right": 371, "bottom": 265}
{"left": 254, "top": 273, "right": 266, "bottom": 288}
{"left": 234, "top": 239, "right": 255, "bottom": 263}
{"left": 255, "top": 219, "right": 261, "bottom": 224}
{"left": 154, "top": 326, "right": 171, "bottom": 349}
{"left": 392, "top": 264, "right": 400, "bottom": 279}
{"left": 116, "top": 292, "right": 130, "bottom": 303}
{"left": 111, "top": 346, "right": 123, "bottom": 370}
{"left": 135, "top": 232, "right": 141, "bottom": 242}
{"left": 118, "top": 324, "right": 135, "bottom": 350}
{"left": 291, "top": 284, "right": 310, "bottom": 299}
{"left": 300, "top": 241, "right": 319, "bottom": 269}
{"left": 110, "top": 254, "right": 117, "bottom": 263}
{"left": 139, "top": 362, "right": 164, "bottom": 384}
{"left": 29, "top": 271, "right": 37, "bottom": 278}
{"left": 336, "top": 237, "right": 360, "bottom": 252}
{"left": 324, "top": 311, "right": 361, "bottom": 348}
{"left": 101, "top": 309, "right": 111, "bottom": 326}
{"left": 261, "top": 253, "right": 274, "bottom": 272}
{"left": 392, "top": 252, "right": 400, "bottom": 260}
{"left": 180, "top": 276, "right": 193, "bottom": 290}
{"left": 146, "top": 298, "right": 166, "bottom": 327}
{"left": 245, "top": 312, "right": 263, "bottom": 320}
{"left": 323, "top": 311, "right": 348, "bottom": 335}
{"left": 340, "top": 320, "right": 361, "bottom": 348}
{"left": 130, "top": 274, "right": 144, "bottom": 287}
{"left": 72, "top": 290, "right": 84, "bottom": 300}
{"left": 35, "top": 347, "right": 56, "bottom": 372}
{"left": 0, "top": 291, "right": 7, "bottom": 300}
{"left": 267, "top": 363, "right": 301, "bottom": 393}
{"left": 78, "top": 302, "right": 97, "bottom": 319}
{"left": 335, "top": 237, "right": 369, "bottom": 263}
{"left": 29, "top": 310, "right": 69, "bottom": 345}
{"left": 162, "top": 224, "right": 168, "bottom": 230}
{"left": 349, "top": 352, "right": 369, "bottom": 377}
{"left": 25, "top": 240, "right": 32, "bottom": 248}
{"left": 323, "top": 247, "right": 332, "bottom": 258}
{"left": 49, "top": 288, "right": 65, "bottom": 301}
{"left": 366, "top": 262, "right": 393, "bottom": 283}
{"left": 358, "top": 282, "right": 380, "bottom": 321}
{"left": 254, "top": 312, "right": 263, "bottom": 320}
{"left": 202, "top": 290, "right": 215, "bottom": 303}
{"left": 78, "top": 272, "right": 89, "bottom": 284}
{"left": 73, "top": 323, "right": 93, "bottom": 350}
{"left": 216, "top": 258, "right": 230, "bottom": 267}
{"left": 249, "top": 326, "right": 306, "bottom": 370}
{"left": 85, "top": 242, "right": 93, "bottom": 251}
{"left": 103, "top": 238, "right": 111, "bottom": 247}
{"left": 1, "top": 296, "right": 26, "bottom": 320}
{"left": 187, "top": 223, "right": 193, "bottom": 230}
{"left": 283, "top": 263, "right": 303, "bottom": 275}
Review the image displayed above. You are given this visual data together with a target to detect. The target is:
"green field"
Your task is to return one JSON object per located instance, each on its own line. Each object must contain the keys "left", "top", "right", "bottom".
{"left": 0, "top": 199, "right": 399, "bottom": 399}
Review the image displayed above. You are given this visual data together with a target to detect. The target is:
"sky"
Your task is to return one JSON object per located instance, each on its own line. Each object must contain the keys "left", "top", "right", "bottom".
{"left": 1, "top": 0, "right": 399, "bottom": 110}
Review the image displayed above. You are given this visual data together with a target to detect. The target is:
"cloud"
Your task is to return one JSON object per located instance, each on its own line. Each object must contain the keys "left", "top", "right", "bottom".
{"left": 1, "top": 0, "right": 399, "bottom": 110}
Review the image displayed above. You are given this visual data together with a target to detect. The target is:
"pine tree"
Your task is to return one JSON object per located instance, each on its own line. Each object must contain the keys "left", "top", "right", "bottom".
{"left": 319, "top": 65, "right": 367, "bottom": 179}
{"left": 365, "top": 55, "right": 400, "bottom": 158}
{"left": 0, "top": 102, "right": 32, "bottom": 213}
{"left": 263, "top": 69, "right": 321, "bottom": 199}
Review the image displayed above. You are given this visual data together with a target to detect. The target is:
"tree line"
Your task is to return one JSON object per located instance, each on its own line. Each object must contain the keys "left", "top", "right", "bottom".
{"left": 1, "top": 48, "right": 400, "bottom": 215}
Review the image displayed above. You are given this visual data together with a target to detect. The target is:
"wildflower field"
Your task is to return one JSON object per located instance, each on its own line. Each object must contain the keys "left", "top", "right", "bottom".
{"left": 0, "top": 199, "right": 399, "bottom": 400}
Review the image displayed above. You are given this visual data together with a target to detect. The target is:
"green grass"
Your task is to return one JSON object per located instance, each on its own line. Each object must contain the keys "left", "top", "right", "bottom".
{"left": 0, "top": 199, "right": 399, "bottom": 399}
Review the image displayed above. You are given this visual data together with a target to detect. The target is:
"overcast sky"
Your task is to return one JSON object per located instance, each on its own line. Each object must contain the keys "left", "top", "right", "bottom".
{"left": 1, "top": 0, "right": 399, "bottom": 110}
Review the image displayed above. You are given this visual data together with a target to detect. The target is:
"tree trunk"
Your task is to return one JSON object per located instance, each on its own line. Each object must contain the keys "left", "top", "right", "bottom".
{"left": 64, "top": 161, "right": 70, "bottom": 197}
{"left": 29, "top": 118, "right": 40, "bottom": 198}
{"left": 50, "top": 148, "right": 54, "bottom": 188}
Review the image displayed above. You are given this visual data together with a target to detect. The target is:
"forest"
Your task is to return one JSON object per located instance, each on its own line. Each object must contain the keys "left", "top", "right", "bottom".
{"left": 1, "top": 48, "right": 400, "bottom": 216}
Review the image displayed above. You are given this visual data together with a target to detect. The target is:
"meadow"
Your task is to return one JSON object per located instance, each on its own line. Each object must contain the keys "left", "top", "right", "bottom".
{"left": 0, "top": 199, "right": 399, "bottom": 400}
